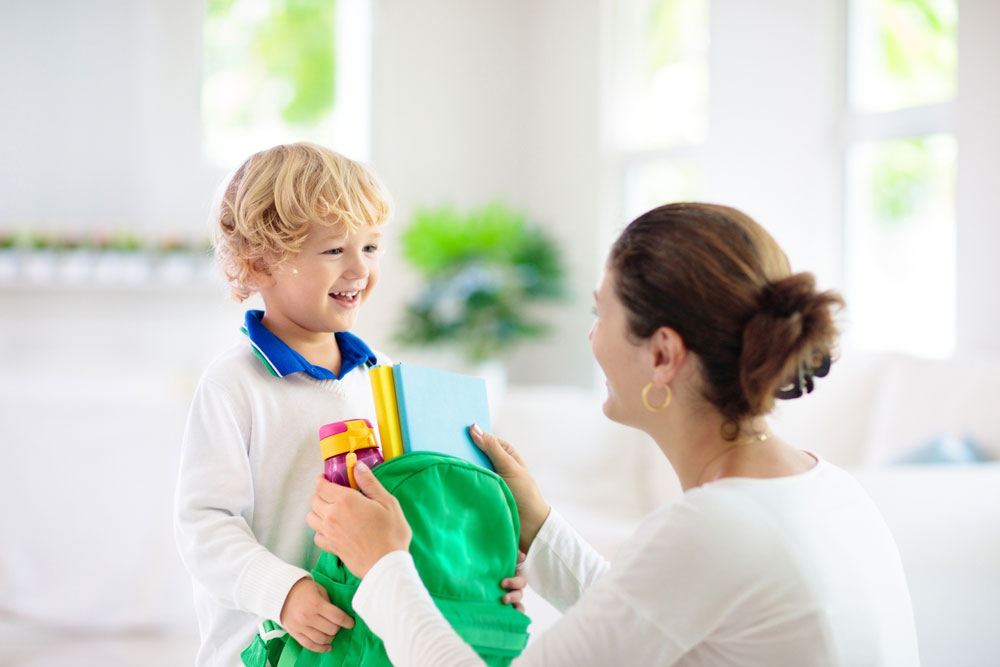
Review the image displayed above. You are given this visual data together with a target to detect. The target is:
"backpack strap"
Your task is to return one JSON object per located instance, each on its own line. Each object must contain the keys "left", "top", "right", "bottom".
{"left": 240, "top": 619, "right": 288, "bottom": 667}
{"left": 259, "top": 619, "right": 288, "bottom": 641}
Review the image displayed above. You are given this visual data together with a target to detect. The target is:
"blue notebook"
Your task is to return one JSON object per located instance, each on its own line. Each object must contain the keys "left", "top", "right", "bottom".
{"left": 391, "top": 363, "right": 494, "bottom": 471}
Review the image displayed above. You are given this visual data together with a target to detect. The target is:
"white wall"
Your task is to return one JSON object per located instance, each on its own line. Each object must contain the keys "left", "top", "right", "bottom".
{"left": 704, "top": 0, "right": 842, "bottom": 288}
{"left": 3, "top": 0, "right": 997, "bottom": 381}
{"left": 0, "top": 0, "right": 218, "bottom": 239}
{"left": 362, "top": 0, "right": 602, "bottom": 386}
{"left": 956, "top": 0, "right": 1000, "bottom": 355}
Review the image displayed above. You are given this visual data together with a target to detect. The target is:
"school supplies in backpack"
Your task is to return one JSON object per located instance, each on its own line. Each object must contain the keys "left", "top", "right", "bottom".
{"left": 241, "top": 451, "right": 531, "bottom": 667}
{"left": 370, "top": 362, "right": 495, "bottom": 471}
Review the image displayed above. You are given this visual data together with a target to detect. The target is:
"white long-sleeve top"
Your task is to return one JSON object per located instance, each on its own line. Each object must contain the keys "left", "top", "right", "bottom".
{"left": 174, "top": 311, "right": 386, "bottom": 667}
{"left": 354, "top": 457, "right": 920, "bottom": 666}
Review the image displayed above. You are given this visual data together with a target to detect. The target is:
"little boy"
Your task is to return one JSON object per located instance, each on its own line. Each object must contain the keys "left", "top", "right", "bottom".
{"left": 174, "top": 143, "right": 391, "bottom": 666}
{"left": 176, "top": 144, "right": 525, "bottom": 667}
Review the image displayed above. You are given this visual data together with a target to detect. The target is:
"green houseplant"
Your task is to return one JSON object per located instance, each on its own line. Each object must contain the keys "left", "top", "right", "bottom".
{"left": 395, "top": 202, "right": 567, "bottom": 363}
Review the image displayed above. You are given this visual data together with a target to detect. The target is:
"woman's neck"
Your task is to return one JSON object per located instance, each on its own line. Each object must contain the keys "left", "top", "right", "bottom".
{"left": 648, "top": 412, "right": 772, "bottom": 491}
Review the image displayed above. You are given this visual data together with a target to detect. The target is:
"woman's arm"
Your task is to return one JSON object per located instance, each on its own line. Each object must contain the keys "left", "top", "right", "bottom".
{"left": 345, "top": 510, "right": 674, "bottom": 667}
{"left": 520, "top": 508, "right": 610, "bottom": 612}
{"left": 304, "top": 429, "right": 641, "bottom": 666}
{"left": 306, "top": 425, "right": 560, "bottom": 579}
{"left": 469, "top": 426, "right": 609, "bottom": 610}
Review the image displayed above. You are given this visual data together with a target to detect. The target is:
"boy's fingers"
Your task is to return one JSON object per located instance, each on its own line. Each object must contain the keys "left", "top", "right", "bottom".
{"left": 297, "top": 628, "right": 333, "bottom": 652}
{"left": 309, "top": 611, "right": 347, "bottom": 636}
{"left": 311, "top": 583, "right": 356, "bottom": 630}
{"left": 319, "top": 602, "right": 356, "bottom": 629}
{"left": 501, "top": 574, "right": 527, "bottom": 591}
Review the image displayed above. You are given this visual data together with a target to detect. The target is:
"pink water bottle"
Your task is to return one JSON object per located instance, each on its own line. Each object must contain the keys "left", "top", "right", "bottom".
{"left": 319, "top": 419, "right": 384, "bottom": 489}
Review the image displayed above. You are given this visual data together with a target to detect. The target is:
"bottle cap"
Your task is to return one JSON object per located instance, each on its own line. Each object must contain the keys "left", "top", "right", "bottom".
{"left": 320, "top": 419, "right": 378, "bottom": 460}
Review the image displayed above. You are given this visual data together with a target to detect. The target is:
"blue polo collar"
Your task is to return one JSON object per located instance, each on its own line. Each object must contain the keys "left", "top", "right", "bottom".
{"left": 241, "top": 309, "right": 378, "bottom": 381}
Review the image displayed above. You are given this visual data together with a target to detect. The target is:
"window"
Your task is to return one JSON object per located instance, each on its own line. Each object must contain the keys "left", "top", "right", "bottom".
{"left": 609, "top": 0, "right": 710, "bottom": 226}
{"left": 843, "top": 0, "right": 958, "bottom": 357}
{"left": 202, "top": 0, "right": 371, "bottom": 166}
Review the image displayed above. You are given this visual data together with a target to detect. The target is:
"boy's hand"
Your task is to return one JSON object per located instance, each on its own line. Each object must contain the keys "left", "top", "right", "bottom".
{"left": 279, "top": 577, "right": 355, "bottom": 653}
{"left": 500, "top": 550, "right": 528, "bottom": 612}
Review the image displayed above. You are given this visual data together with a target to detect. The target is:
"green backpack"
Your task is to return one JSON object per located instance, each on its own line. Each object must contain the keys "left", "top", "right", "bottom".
{"left": 241, "top": 452, "right": 531, "bottom": 667}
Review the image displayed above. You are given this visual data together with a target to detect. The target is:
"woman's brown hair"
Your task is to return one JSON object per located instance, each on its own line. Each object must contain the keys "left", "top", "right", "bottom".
{"left": 608, "top": 203, "right": 844, "bottom": 436}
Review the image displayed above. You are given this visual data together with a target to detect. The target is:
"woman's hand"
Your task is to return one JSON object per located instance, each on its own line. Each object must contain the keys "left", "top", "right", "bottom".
{"left": 500, "top": 550, "right": 528, "bottom": 613}
{"left": 307, "top": 462, "right": 412, "bottom": 578}
{"left": 469, "top": 424, "right": 550, "bottom": 553}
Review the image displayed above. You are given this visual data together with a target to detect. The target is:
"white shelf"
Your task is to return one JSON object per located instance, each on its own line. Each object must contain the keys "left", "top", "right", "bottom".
{"left": 0, "top": 250, "right": 222, "bottom": 291}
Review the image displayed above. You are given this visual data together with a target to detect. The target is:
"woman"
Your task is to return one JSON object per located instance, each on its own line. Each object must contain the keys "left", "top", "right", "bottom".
{"left": 307, "top": 203, "right": 920, "bottom": 665}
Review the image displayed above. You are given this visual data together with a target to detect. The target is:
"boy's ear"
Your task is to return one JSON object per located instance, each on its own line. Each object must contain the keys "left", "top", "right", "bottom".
{"left": 649, "top": 326, "right": 687, "bottom": 386}
{"left": 247, "top": 258, "right": 276, "bottom": 289}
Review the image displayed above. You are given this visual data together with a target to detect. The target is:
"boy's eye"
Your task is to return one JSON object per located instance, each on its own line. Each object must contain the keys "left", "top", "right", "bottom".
{"left": 364, "top": 244, "right": 379, "bottom": 253}
{"left": 324, "top": 248, "right": 343, "bottom": 255}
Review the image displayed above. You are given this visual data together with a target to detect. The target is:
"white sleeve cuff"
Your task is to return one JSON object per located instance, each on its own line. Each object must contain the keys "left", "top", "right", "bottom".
{"left": 521, "top": 508, "right": 610, "bottom": 612}
{"left": 353, "top": 550, "right": 423, "bottom": 631}
{"left": 236, "top": 550, "right": 311, "bottom": 622}
{"left": 354, "top": 551, "right": 483, "bottom": 667}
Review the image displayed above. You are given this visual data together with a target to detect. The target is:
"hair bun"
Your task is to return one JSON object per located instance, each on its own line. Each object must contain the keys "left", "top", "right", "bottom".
{"left": 740, "top": 273, "right": 844, "bottom": 414}
{"left": 757, "top": 274, "right": 817, "bottom": 320}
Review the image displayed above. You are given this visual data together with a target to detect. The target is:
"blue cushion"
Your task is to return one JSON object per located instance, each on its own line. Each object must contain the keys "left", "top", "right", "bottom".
{"left": 892, "top": 435, "right": 994, "bottom": 464}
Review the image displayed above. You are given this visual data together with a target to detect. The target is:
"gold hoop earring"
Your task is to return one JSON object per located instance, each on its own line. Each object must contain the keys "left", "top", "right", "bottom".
{"left": 642, "top": 382, "right": 671, "bottom": 412}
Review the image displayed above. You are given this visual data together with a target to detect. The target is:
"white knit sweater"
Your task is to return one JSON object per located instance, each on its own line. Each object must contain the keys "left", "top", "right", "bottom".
{"left": 174, "top": 339, "right": 386, "bottom": 667}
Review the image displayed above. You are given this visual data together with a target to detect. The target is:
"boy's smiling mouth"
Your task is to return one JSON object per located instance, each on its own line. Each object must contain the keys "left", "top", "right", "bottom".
{"left": 329, "top": 289, "right": 361, "bottom": 306}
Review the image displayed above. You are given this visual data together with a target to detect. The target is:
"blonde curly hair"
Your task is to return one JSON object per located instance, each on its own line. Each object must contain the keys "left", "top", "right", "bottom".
{"left": 212, "top": 143, "right": 391, "bottom": 301}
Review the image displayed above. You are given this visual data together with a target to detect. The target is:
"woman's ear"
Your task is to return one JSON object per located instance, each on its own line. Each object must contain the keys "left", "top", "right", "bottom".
{"left": 649, "top": 326, "right": 687, "bottom": 386}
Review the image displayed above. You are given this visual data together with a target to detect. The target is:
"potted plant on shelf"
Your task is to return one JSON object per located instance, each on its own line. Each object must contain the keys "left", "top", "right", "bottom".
{"left": 0, "top": 230, "right": 19, "bottom": 282}
{"left": 394, "top": 201, "right": 567, "bottom": 385}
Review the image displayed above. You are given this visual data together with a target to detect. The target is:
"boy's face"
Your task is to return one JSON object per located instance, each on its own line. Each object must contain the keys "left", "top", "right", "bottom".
{"left": 259, "top": 221, "right": 383, "bottom": 341}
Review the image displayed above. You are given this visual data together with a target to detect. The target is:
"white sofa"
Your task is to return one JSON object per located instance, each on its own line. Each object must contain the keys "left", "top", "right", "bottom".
{"left": 1, "top": 349, "right": 998, "bottom": 666}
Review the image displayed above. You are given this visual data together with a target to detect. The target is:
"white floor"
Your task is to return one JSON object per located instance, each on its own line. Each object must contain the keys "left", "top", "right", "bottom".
{"left": 0, "top": 628, "right": 199, "bottom": 667}
{"left": 0, "top": 595, "right": 558, "bottom": 667}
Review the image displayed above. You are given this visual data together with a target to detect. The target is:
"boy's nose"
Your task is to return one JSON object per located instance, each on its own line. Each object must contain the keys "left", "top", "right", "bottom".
{"left": 342, "top": 251, "right": 369, "bottom": 279}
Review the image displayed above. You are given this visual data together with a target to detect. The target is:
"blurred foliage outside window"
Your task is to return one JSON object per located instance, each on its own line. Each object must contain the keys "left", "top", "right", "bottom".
{"left": 612, "top": 0, "right": 709, "bottom": 274}
{"left": 614, "top": 0, "right": 709, "bottom": 152}
{"left": 623, "top": 159, "right": 703, "bottom": 223}
{"left": 846, "top": 135, "right": 956, "bottom": 357}
{"left": 845, "top": 0, "right": 958, "bottom": 358}
{"left": 849, "top": 0, "right": 957, "bottom": 112}
{"left": 203, "top": 0, "right": 338, "bottom": 166}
